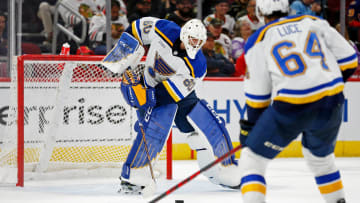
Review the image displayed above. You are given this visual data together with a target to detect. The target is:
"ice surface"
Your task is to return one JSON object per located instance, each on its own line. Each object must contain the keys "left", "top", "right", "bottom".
{"left": 0, "top": 158, "right": 359, "bottom": 203}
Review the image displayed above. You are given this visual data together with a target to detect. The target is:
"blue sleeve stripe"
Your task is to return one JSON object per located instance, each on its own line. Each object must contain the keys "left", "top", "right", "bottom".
{"left": 245, "top": 93, "right": 271, "bottom": 100}
{"left": 167, "top": 79, "right": 184, "bottom": 99}
{"left": 240, "top": 174, "right": 266, "bottom": 186}
{"left": 337, "top": 53, "right": 357, "bottom": 64}
{"left": 315, "top": 171, "right": 341, "bottom": 185}
{"left": 277, "top": 77, "right": 343, "bottom": 95}
{"left": 162, "top": 79, "right": 184, "bottom": 102}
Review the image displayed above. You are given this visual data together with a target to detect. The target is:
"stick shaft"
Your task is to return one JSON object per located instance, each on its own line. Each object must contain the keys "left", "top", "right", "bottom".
{"left": 149, "top": 144, "right": 243, "bottom": 203}
{"left": 139, "top": 125, "right": 156, "bottom": 181}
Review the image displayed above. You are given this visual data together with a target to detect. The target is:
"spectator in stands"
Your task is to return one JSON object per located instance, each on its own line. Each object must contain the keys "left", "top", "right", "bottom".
{"left": 0, "top": 12, "right": 41, "bottom": 56}
{"left": 347, "top": 0, "right": 360, "bottom": 43}
{"left": 127, "top": 0, "right": 166, "bottom": 19}
{"left": 231, "top": 19, "right": 252, "bottom": 60}
{"left": 164, "top": 0, "right": 178, "bottom": 15}
{"left": 207, "top": 18, "right": 233, "bottom": 61}
{"left": 290, "top": 0, "right": 322, "bottom": 16}
{"left": 165, "top": 0, "right": 195, "bottom": 27}
{"left": 37, "top": 0, "right": 96, "bottom": 48}
{"left": 237, "top": 0, "right": 264, "bottom": 32}
{"left": 0, "top": 12, "right": 7, "bottom": 56}
{"left": 228, "top": 0, "right": 249, "bottom": 20}
{"left": 203, "top": 0, "right": 236, "bottom": 36}
{"left": 89, "top": 0, "right": 129, "bottom": 55}
{"left": 326, "top": 0, "right": 352, "bottom": 27}
{"left": 127, "top": 0, "right": 152, "bottom": 23}
{"left": 201, "top": 0, "right": 218, "bottom": 18}
{"left": 231, "top": 20, "right": 253, "bottom": 77}
{"left": 335, "top": 23, "right": 360, "bottom": 78}
{"left": 37, "top": 1, "right": 57, "bottom": 47}
{"left": 95, "top": 0, "right": 128, "bottom": 15}
{"left": 202, "top": 31, "right": 235, "bottom": 77}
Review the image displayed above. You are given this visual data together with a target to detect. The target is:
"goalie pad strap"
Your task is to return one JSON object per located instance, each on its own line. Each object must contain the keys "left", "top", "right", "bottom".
{"left": 187, "top": 99, "right": 236, "bottom": 166}
{"left": 121, "top": 104, "right": 178, "bottom": 179}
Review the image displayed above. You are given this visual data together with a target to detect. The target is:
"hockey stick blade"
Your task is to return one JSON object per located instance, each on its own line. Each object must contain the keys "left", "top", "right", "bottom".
{"left": 149, "top": 144, "right": 243, "bottom": 203}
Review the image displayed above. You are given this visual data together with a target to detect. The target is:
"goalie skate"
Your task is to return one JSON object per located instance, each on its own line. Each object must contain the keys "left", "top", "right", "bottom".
{"left": 118, "top": 177, "right": 156, "bottom": 197}
{"left": 118, "top": 178, "right": 144, "bottom": 195}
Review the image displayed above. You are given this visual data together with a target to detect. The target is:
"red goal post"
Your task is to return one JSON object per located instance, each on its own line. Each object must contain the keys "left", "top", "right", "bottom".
{"left": 0, "top": 55, "right": 172, "bottom": 186}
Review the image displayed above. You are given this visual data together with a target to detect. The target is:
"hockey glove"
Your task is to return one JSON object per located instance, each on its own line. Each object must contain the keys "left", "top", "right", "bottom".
{"left": 239, "top": 119, "right": 255, "bottom": 146}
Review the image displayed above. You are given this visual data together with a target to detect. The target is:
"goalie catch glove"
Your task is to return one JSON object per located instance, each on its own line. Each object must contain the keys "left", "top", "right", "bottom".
{"left": 121, "top": 70, "right": 156, "bottom": 109}
{"left": 239, "top": 119, "right": 255, "bottom": 147}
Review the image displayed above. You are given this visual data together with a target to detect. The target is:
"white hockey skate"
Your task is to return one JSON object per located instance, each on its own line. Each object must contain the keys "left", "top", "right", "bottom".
{"left": 118, "top": 177, "right": 156, "bottom": 197}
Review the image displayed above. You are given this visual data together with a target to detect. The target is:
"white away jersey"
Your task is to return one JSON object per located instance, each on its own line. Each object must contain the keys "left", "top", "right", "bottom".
{"left": 88, "top": 12, "right": 129, "bottom": 43}
{"left": 244, "top": 15, "right": 358, "bottom": 109}
{"left": 128, "top": 17, "right": 207, "bottom": 102}
{"left": 58, "top": 0, "right": 96, "bottom": 26}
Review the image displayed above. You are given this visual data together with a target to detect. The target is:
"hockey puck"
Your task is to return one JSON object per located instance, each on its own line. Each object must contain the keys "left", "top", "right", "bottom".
{"left": 175, "top": 200, "right": 184, "bottom": 203}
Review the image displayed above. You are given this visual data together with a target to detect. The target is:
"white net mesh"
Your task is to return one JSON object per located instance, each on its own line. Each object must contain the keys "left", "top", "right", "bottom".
{"left": 0, "top": 55, "right": 167, "bottom": 185}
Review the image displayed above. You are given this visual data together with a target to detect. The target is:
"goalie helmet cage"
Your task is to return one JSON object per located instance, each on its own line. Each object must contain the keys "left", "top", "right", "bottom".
{"left": 0, "top": 55, "right": 172, "bottom": 187}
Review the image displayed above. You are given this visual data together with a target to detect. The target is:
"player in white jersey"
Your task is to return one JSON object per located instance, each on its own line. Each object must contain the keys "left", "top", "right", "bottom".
{"left": 114, "top": 17, "right": 241, "bottom": 195}
{"left": 58, "top": 0, "right": 96, "bottom": 26}
{"left": 88, "top": 0, "right": 129, "bottom": 54}
{"left": 37, "top": 0, "right": 95, "bottom": 45}
{"left": 238, "top": 0, "right": 358, "bottom": 203}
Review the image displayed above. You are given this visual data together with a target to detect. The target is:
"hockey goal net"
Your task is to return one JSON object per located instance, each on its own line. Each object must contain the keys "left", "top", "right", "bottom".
{"left": 0, "top": 55, "right": 172, "bottom": 186}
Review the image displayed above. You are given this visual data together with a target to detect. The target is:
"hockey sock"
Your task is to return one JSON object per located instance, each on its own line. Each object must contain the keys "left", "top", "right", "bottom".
{"left": 315, "top": 171, "right": 345, "bottom": 203}
{"left": 240, "top": 174, "right": 266, "bottom": 203}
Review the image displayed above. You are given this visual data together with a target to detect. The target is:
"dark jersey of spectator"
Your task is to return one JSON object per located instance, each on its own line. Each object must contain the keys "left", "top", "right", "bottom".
{"left": 348, "top": 0, "right": 360, "bottom": 27}
{"left": 165, "top": 0, "right": 195, "bottom": 27}
{"left": 228, "top": 0, "right": 248, "bottom": 19}
{"left": 165, "top": 12, "right": 195, "bottom": 27}
{"left": 127, "top": 0, "right": 153, "bottom": 23}
{"left": 203, "top": 50, "right": 235, "bottom": 77}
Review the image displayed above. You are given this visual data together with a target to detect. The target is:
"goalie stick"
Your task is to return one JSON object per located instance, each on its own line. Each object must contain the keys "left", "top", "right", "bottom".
{"left": 139, "top": 123, "right": 156, "bottom": 182}
{"left": 148, "top": 144, "right": 244, "bottom": 203}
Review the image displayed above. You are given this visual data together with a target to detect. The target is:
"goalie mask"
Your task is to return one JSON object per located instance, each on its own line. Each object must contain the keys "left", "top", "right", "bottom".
{"left": 180, "top": 19, "right": 207, "bottom": 59}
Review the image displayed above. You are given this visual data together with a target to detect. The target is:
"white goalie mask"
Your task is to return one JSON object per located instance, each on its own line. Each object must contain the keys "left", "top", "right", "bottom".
{"left": 256, "top": 0, "right": 289, "bottom": 20}
{"left": 180, "top": 19, "right": 207, "bottom": 59}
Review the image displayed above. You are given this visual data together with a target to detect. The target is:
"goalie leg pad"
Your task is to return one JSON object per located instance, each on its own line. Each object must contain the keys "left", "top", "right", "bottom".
{"left": 121, "top": 104, "right": 177, "bottom": 184}
{"left": 187, "top": 99, "right": 236, "bottom": 166}
{"left": 186, "top": 99, "right": 239, "bottom": 187}
{"left": 101, "top": 32, "right": 145, "bottom": 74}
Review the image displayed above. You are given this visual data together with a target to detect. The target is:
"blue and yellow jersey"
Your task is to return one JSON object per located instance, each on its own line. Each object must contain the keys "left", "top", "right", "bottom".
{"left": 244, "top": 15, "right": 358, "bottom": 114}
